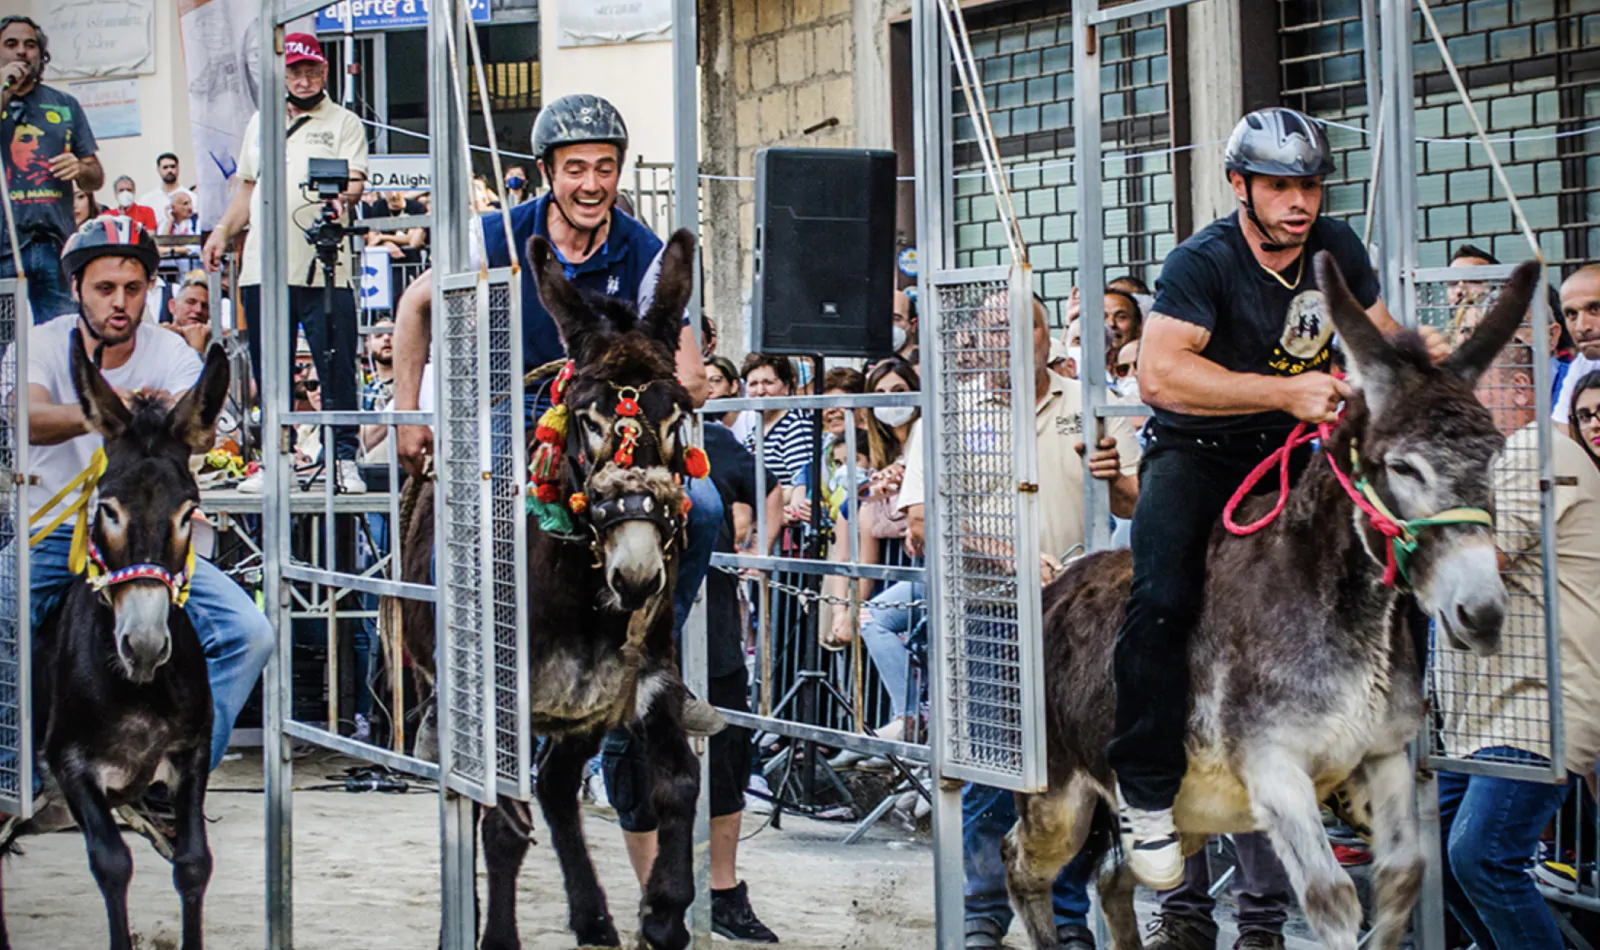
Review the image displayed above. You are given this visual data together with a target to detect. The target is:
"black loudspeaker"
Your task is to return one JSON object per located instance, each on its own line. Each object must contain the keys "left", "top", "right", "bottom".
{"left": 751, "top": 148, "right": 897, "bottom": 358}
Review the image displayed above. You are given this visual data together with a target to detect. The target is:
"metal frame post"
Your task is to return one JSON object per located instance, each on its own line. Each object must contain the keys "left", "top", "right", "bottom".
{"left": 1073, "top": 0, "right": 1113, "bottom": 554}
{"left": 913, "top": 2, "right": 964, "bottom": 947}
{"left": 0, "top": 277, "right": 33, "bottom": 821}
{"left": 1380, "top": 0, "right": 1419, "bottom": 329}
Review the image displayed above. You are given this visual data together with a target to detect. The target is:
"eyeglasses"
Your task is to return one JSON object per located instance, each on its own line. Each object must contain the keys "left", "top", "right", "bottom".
{"left": 1576, "top": 408, "right": 1600, "bottom": 426}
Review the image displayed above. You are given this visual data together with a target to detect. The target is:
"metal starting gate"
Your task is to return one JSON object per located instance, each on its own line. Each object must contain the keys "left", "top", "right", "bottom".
{"left": 0, "top": 278, "right": 29, "bottom": 821}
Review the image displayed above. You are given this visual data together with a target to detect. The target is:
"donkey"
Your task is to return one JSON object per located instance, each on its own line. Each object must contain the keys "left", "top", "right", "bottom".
{"left": 0, "top": 340, "right": 229, "bottom": 950}
{"left": 397, "top": 230, "right": 702, "bottom": 950}
{"left": 1003, "top": 253, "right": 1539, "bottom": 950}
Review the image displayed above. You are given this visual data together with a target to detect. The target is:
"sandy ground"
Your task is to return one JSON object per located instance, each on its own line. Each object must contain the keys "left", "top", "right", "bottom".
{"left": 1, "top": 749, "right": 1330, "bottom": 950}
{"left": 2, "top": 749, "right": 938, "bottom": 950}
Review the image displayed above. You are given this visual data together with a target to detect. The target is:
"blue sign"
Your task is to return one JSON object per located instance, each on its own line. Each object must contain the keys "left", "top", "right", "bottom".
{"left": 316, "top": 0, "right": 490, "bottom": 33}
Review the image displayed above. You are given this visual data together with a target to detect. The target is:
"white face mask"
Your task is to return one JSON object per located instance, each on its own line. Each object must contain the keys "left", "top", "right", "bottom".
{"left": 117, "top": 190, "right": 135, "bottom": 209}
{"left": 874, "top": 405, "right": 916, "bottom": 428}
{"left": 892, "top": 325, "right": 908, "bottom": 351}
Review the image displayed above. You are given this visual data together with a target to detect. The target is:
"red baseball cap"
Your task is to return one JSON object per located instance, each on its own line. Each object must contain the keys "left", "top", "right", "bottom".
{"left": 284, "top": 33, "right": 326, "bottom": 66}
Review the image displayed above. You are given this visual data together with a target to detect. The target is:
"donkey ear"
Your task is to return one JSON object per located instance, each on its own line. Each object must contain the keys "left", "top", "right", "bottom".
{"left": 1315, "top": 251, "right": 1397, "bottom": 412}
{"left": 529, "top": 234, "right": 605, "bottom": 364}
{"left": 1440, "top": 260, "right": 1542, "bottom": 386}
{"left": 69, "top": 329, "right": 131, "bottom": 441}
{"left": 639, "top": 229, "right": 696, "bottom": 352}
{"left": 169, "top": 343, "right": 232, "bottom": 455}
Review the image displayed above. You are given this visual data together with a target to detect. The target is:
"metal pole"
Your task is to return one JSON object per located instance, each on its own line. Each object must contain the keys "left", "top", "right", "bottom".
{"left": 1381, "top": 0, "right": 1419, "bottom": 327}
{"left": 913, "top": 1, "right": 963, "bottom": 946}
{"left": 1073, "top": 0, "right": 1112, "bottom": 554}
{"left": 260, "top": 3, "right": 294, "bottom": 945}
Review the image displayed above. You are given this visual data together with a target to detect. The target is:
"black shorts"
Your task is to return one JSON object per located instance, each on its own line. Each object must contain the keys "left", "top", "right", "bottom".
{"left": 603, "top": 670, "right": 752, "bottom": 833}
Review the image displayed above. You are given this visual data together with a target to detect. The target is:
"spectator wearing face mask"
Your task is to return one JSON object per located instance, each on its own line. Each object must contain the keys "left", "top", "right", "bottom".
{"left": 110, "top": 175, "right": 159, "bottom": 233}
{"left": 893, "top": 288, "right": 919, "bottom": 363}
{"left": 504, "top": 164, "right": 533, "bottom": 206}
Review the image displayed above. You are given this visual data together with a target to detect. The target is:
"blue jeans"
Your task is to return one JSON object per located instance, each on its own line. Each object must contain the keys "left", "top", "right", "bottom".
{"left": 1438, "top": 746, "right": 1572, "bottom": 950}
{"left": 26, "top": 525, "right": 277, "bottom": 770}
{"left": 673, "top": 477, "right": 722, "bottom": 638}
{"left": 861, "top": 581, "right": 923, "bottom": 722}
{"left": 1, "top": 239, "right": 75, "bottom": 324}
{"left": 963, "top": 782, "right": 1093, "bottom": 933}
{"left": 355, "top": 513, "right": 389, "bottom": 719}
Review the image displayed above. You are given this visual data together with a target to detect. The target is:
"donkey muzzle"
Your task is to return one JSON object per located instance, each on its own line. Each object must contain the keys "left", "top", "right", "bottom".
{"left": 592, "top": 492, "right": 676, "bottom": 612}
{"left": 112, "top": 581, "right": 175, "bottom": 683}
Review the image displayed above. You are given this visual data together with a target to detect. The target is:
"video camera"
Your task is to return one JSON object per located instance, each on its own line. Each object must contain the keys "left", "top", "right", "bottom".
{"left": 304, "top": 157, "right": 350, "bottom": 202}
{"left": 299, "top": 157, "right": 367, "bottom": 284}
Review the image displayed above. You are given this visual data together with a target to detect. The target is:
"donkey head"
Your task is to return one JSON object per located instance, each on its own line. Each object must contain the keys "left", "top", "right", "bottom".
{"left": 531, "top": 229, "right": 696, "bottom": 612}
{"left": 71, "top": 335, "right": 230, "bottom": 683}
{"left": 1317, "top": 252, "right": 1539, "bottom": 656}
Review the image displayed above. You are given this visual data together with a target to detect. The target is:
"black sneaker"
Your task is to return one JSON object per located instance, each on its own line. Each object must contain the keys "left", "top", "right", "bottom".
{"left": 1143, "top": 914, "right": 1216, "bottom": 950}
{"left": 1058, "top": 923, "right": 1096, "bottom": 949}
{"left": 1234, "top": 934, "right": 1285, "bottom": 950}
{"left": 711, "top": 881, "right": 779, "bottom": 943}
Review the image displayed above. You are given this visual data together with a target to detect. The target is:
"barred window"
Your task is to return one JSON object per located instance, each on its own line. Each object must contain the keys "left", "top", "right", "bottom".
{"left": 951, "top": 0, "right": 1178, "bottom": 319}
{"left": 1280, "top": 0, "right": 1600, "bottom": 272}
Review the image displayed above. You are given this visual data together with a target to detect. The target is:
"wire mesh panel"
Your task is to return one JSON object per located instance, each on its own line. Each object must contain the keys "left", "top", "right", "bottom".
{"left": 1415, "top": 263, "right": 1564, "bottom": 783}
{"left": 927, "top": 265, "right": 1047, "bottom": 791}
{"left": 483, "top": 270, "right": 530, "bottom": 802}
{"left": 0, "top": 280, "right": 29, "bottom": 818}
{"left": 437, "top": 274, "right": 492, "bottom": 803}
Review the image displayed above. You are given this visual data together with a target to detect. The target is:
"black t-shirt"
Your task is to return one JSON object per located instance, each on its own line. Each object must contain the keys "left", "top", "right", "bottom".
{"left": 1, "top": 84, "right": 98, "bottom": 255}
{"left": 365, "top": 197, "right": 429, "bottom": 263}
{"left": 703, "top": 423, "right": 778, "bottom": 679}
{"left": 1150, "top": 212, "right": 1381, "bottom": 434}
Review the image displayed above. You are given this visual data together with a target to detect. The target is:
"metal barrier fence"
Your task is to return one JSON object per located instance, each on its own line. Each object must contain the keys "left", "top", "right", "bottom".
{"left": 1413, "top": 262, "right": 1565, "bottom": 785}
{"left": 0, "top": 279, "right": 30, "bottom": 819}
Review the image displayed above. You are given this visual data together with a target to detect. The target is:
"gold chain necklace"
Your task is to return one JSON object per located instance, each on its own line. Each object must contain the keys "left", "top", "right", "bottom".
{"left": 1261, "top": 251, "right": 1306, "bottom": 291}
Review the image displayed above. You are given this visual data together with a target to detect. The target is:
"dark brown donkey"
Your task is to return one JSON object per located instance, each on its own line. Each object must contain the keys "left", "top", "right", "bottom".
{"left": 397, "top": 230, "right": 702, "bottom": 950}
{"left": 0, "top": 339, "right": 229, "bottom": 950}
{"left": 1004, "top": 254, "right": 1539, "bottom": 950}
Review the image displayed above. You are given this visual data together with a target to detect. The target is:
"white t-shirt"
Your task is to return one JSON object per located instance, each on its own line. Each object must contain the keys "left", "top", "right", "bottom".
{"left": 1554, "top": 353, "right": 1600, "bottom": 425}
{"left": 26, "top": 315, "right": 203, "bottom": 520}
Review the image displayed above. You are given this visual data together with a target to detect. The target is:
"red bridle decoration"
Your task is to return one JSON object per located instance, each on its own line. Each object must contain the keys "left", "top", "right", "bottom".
{"left": 613, "top": 426, "right": 640, "bottom": 467}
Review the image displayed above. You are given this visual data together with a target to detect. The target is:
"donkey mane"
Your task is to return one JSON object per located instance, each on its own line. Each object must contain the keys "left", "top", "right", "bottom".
{"left": 115, "top": 395, "right": 193, "bottom": 461}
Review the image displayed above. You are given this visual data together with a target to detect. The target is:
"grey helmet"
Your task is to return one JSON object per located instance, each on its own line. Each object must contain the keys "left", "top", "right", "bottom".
{"left": 1223, "top": 107, "right": 1335, "bottom": 179}
{"left": 531, "top": 94, "right": 629, "bottom": 167}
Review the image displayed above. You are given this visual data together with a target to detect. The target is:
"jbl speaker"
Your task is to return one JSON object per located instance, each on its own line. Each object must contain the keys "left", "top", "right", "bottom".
{"left": 751, "top": 148, "right": 897, "bottom": 358}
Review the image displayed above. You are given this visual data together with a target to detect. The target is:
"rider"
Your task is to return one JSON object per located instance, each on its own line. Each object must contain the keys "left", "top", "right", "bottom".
{"left": 1106, "top": 107, "right": 1445, "bottom": 891}
{"left": 23, "top": 217, "right": 275, "bottom": 772}
{"left": 390, "top": 92, "right": 722, "bottom": 696}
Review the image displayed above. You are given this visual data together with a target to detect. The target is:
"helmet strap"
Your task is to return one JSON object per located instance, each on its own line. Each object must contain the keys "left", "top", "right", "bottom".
{"left": 76, "top": 313, "right": 107, "bottom": 370}
{"left": 1240, "top": 173, "right": 1293, "bottom": 254}
{"left": 549, "top": 193, "right": 608, "bottom": 258}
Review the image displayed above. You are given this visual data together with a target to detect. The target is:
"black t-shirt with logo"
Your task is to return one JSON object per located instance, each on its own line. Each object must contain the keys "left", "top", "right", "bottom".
{"left": 1, "top": 83, "right": 98, "bottom": 255}
{"left": 1150, "top": 211, "right": 1381, "bottom": 434}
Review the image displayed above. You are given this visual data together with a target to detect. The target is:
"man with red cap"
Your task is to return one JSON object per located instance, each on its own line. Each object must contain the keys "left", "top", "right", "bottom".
{"left": 203, "top": 32, "right": 371, "bottom": 493}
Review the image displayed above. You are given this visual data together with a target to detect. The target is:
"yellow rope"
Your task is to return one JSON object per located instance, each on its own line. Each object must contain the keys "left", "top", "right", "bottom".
{"left": 27, "top": 449, "right": 109, "bottom": 580}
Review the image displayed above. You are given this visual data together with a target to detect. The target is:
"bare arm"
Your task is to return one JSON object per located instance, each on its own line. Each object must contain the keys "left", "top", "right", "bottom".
{"left": 676, "top": 323, "right": 709, "bottom": 407}
{"left": 764, "top": 484, "right": 785, "bottom": 554}
{"left": 732, "top": 501, "right": 753, "bottom": 548}
{"left": 393, "top": 270, "right": 434, "bottom": 477}
{"left": 202, "top": 179, "right": 256, "bottom": 272}
{"left": 28, "top": 384, "right": 91, "bottom": 446}
{"left": 1137, "top": 314, "right": 1350, "bottom": 422}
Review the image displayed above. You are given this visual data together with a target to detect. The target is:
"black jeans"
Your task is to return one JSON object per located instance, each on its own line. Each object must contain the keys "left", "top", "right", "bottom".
{"left": 241, "top": 284, "right": 361, "bottom": 461}
{"left": 1106, "top": 422, "right": 1309, "bottom": 810}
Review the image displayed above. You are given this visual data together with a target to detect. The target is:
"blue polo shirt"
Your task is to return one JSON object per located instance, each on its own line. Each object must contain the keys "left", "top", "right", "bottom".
{"left": 479, "top": 194, "right": 665, "bottom": 371}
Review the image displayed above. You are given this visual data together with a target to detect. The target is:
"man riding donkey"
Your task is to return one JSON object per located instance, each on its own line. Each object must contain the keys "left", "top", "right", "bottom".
{"left": 390, "top": 94, "right": 776, "bottom": 935}
{"left": 1108, "top": 105, "right": 1451, "bottom": 935}
{"left": 15, "top": 216, "right": 274, "bottom": 823}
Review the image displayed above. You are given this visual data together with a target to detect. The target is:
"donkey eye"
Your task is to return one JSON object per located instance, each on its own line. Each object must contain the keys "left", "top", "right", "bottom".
{"left": 98, "top": 503, "right": 120, "bottom": 525}
{"left": 1388, "top": 459, "right": 1421, "bottom": 480}
{"left": 581, "top": 416, "right": 605, "bottom": 435}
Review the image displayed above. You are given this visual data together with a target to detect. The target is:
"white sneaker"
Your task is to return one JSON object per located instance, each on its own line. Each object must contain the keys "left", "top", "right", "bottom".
{"left": 1116, "top": 788, "right": 1184, "bottom": 890}
{"left": 236, "top": 470, "right": 265, "bottom": 494}
{"left": 352, "top": 713, "right": 371, "bottom": 743}
{"left": 336, "top": 460, "right": 368, "bottom": 494}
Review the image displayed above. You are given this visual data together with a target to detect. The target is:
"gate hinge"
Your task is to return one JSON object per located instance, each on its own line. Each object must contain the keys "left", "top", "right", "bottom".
{"left": 280, "top": 428, "right": 293, "bottom": 453}
{"left": 1017, "top": 482, "right": 1039, "bottom": 494}
{"left": 1543, "top": 476, "right": 1579, "bottom": 489}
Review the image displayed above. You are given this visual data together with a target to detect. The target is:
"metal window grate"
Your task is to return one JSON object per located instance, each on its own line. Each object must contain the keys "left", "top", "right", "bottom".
{"left": 1280, "top": 0, "right": 1600, "bottom": 270}
{"left": 1416, "top": 269, "right": 1562, "bottom": 782}
{"left": 952, "top": 1, "right": 1176, "bottom": 313}
{"left": 0, "top": 280, "right": 28, "bottom": 817}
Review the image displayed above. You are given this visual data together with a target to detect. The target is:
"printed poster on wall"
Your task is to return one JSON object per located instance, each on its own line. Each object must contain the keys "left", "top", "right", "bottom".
{"left": 558, "top": 0, "right": 672, "bottom": 48}
{"left": 178, "top": 0, "right": 262, "bottom": 233}
{"left": 68, "top": 78, "right": 141, "bottom": 140}
{"left": 30, "top": 0, "right": 156, "bottom": 78}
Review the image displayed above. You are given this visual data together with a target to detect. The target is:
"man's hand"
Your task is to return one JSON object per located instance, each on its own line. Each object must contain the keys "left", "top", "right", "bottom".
{"left": 398, "top": 425, "right": 434, "bottom": 480}
{"left": 906, "top": 503, "right": 926, "bottom": 558}
{"left": 48, "top": 152, "right": 83, "bottom": 183}
{"left": 1417, "top": 325, "right": 1451, "bottom": 364}
{"left": 385, "top": 242, "right": 406, "bottom": 260}
{"left": 1040, "top": 552, "right": 1064, "bottom": 585}
{"left": 0, "top": 62, "right": 27, "bottom": 98}
{"left": 163, "top": 322, "right": 211, "bottom": 353}
{"left": 1063, "top": 286, "right": 1081, "bottom": 327}
{"left": 1077, "top": 437, "right": 1123, "bottom": 482}
{"left": 201, "top": 231, "right": 229, "bottom": 273}
{"left": 1278, "top": 371, "right": 1352, "bottom": 424}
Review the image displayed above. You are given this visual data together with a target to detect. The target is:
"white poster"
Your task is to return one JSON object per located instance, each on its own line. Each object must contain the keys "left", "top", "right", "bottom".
{"left": 366, "top": 154, "right": 432, "bottom": 192}
{"left": 31, "top": 0, "right": 156, "bottom": 78}
{"left": 68, "top": 78, "right": 141, "bottom": 140}
{"left": 360, "top": 248, "right": 394, "bottom": 311}
{"left": 558, "top": 0, "right": 672, "bottom": 48}
{"left": 178, "top": 0, "right": 263, "bottom": 233}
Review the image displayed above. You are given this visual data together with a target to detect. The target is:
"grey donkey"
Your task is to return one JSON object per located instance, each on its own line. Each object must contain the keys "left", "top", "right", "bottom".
{"left": 1003, "top": 252, "right": 1541, "bottom": 950}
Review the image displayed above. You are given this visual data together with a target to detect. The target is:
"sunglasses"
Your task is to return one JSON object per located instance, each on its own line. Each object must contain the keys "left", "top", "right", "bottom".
{"left": 302, "top": 379, "right": 321, "bottom": 392}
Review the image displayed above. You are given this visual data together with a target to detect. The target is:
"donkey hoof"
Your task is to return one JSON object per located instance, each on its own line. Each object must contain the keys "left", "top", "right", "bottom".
{"left": 638, "top": 915, "right": 689, "bottom": 950}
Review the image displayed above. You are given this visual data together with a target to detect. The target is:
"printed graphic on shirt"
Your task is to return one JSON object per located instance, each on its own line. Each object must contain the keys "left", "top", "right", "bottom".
{"left": 1268, "top": 290, "right": 1335, "bottom": 375}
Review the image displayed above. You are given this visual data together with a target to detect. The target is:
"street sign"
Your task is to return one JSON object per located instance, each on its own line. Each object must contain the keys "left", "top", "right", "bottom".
{"left": 367, "top": 154, "right": 432, "bottom": 192}
{"left": 315, "top": 0, "right": 490, "bottom": 33}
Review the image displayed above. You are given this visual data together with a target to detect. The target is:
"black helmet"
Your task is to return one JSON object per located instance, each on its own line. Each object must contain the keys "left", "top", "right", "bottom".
{"left": 531, "top": 94, "right": 629, "bottom": 167}
{"left": 1224, "top": 108, "right": 1335, "bottom": 179}
{"left": 60, "top": 216, "right": 159, "bottom": 281}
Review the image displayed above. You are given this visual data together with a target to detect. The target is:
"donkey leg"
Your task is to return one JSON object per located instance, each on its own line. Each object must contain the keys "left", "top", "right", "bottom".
{"left": 1003, "top": 775, "right": 1098, "bottom": 950}
{"left": 58, "top": 768, "right": 136, "bottom": 950}
{"left": 1351, "top": 753, "right": 1423, "bottom": 950}
{"left": 1243, "top": 753, "right": 1360, "bottom": 950}
{"left": 1095, "top": 862, "right": 1143, "bottom": 950}
{"left": 480, "top": 800, "right": 533, "bottom": 950}
{"left": 638, "top": 707, "right": 698, "bottom": 950}
{"left": 535, "top": 735, "right": 620, "bottom": 948}
{"left": 170, "top": 751, "right": 213, "bottom": 950}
